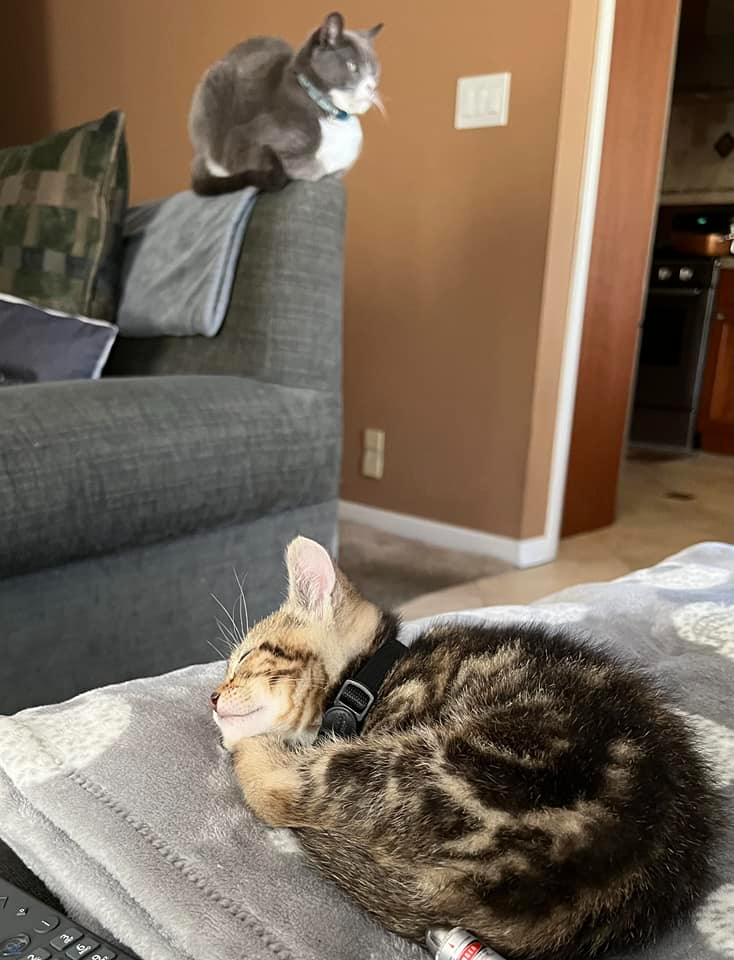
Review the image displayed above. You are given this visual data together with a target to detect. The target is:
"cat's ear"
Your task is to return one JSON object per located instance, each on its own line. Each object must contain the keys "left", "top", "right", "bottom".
{"left": 364, "top": 23, "right": 383, "bottom": 43}
{"left": 286, "top": 536, "right": 337, "bottom": 615}
{"left": 319, "top": 11, "right": 344, "bottom": 47}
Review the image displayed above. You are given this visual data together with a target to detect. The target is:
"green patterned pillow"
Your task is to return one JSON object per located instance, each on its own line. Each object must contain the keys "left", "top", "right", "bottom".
{"left": 0, "top": 110, "right": 128, "bottom": 321}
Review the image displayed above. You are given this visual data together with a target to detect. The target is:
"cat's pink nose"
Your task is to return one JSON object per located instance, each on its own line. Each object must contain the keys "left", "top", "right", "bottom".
{"left": 210, "top": 691, "right": 220, "bottom": 709}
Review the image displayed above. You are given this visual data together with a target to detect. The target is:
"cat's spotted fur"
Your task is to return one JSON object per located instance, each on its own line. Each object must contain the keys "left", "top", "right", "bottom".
{"left": 212, "top": 538, "right": 720, "bottom": 960}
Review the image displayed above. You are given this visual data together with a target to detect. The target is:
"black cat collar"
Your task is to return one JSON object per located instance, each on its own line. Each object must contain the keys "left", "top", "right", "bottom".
{"left": 318, "top": 619, "right": 407, "bottom": 739}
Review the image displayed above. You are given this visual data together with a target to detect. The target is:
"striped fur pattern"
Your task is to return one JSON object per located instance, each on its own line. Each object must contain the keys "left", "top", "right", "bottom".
{"left": 212, "top": 538, "right": 721, "bottom": 960}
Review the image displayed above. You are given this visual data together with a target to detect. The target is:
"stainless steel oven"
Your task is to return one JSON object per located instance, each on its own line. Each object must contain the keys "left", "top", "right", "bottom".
{"left": 629, "top": 258, "right": 719, "bottom": 450}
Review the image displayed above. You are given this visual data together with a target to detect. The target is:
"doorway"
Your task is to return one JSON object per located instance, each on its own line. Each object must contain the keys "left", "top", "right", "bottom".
{"left": 561, "top": 0, "right": 734, "bottom": 548}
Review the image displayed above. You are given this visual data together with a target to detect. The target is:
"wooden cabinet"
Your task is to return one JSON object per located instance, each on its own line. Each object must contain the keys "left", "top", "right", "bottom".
{"left": 697, "top": 268, "right": 734, "bottom": 455}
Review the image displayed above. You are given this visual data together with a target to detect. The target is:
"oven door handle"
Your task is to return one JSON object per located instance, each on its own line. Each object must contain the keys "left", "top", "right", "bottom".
{"left": 648, "top": 287, "right": 703, "bottom": 297}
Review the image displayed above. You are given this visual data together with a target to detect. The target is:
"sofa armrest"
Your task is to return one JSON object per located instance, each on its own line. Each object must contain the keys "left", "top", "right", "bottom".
{"left": 0, "top": 375, "right": 340, "bottom": 579}
{"left": 106, "top": 179, "right": 345, "bottom": 392}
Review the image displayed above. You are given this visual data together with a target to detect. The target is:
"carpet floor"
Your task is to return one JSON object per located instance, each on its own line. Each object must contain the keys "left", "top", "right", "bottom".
{"left": 337, "top": 520, "right": 509, "bottom": 610}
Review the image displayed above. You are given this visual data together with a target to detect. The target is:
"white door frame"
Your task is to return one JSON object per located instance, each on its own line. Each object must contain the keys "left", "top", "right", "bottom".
{"left": 539, "top": 0, "right": 617, "bottom": 560}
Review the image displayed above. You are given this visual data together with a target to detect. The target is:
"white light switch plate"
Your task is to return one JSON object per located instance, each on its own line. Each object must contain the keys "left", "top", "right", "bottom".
{"left": 455, "top": 72, "right": 511, "bottom": 129}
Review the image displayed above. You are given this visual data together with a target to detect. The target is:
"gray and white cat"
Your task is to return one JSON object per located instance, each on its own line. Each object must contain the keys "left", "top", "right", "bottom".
{"left": 188, "top": 12, "right": 382, "bottom": 195}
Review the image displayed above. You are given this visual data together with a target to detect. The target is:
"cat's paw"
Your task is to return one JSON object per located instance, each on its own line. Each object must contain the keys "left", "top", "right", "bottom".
{"left": 268, "top": 828, "right": 303, "bottom": 856}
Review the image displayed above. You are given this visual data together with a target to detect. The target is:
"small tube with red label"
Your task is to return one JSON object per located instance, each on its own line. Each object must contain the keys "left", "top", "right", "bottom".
{"left": 426, "top": 926, "right": 507, "bottom": 960}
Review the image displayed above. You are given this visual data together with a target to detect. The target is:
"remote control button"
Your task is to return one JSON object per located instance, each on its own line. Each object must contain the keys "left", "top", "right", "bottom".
{"left": 32, "top": 918, "right": 59, "bottom": 935}
{"left": 64, "top": 939, "right": 99, "bottom": 959}
{"left": 88, "top": 951, "right": 116, "bottom": 960}
{"left": 21, "top": 950, "right": 51, "bottom": 960}
{"left": 0, "top": 934, "right": 31, "bottom": 958}
{"left": 49, "top": 931, "right": 83, "bottom": 951}
{"left": 14, "top": 908, "right": 29, "bottom": 918}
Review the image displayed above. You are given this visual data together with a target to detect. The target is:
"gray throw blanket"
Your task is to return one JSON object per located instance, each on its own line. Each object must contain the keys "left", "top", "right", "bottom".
{"left": 117, "top": 188, "right": 257, "bottom": 338}
{"left": 0, "top": 543, "right": 732, "bottom": 960}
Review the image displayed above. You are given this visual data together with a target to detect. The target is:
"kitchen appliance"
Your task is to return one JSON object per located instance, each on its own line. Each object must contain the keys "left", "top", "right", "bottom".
{"left": 671, "top": 211, "right": 734, "bottom": 258}
{"left": 630, "top": 257, "right": 720, "bottom": 450}
{"left": 672, "top": 231, "right": 734, "bottom": 257}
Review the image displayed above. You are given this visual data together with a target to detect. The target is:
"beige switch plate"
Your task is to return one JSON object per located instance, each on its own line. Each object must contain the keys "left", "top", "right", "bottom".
{"left": 363, "top": 428, "right": 385, "bottom": 452}
{"left": 362, "top": 428, "right": 385, "bottom": 479}
{"left": 455, "top": 72, "right": 511, "bottom": 129}
{"left": 362, "top": 448, "right": 384, "bottom": 479}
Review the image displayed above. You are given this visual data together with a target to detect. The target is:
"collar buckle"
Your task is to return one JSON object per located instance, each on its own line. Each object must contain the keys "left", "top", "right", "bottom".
{"left": 316, "top": 615, "right": 406, "bottom": 742}
{"left": 319, "top": 679, "right": 374, "bottom": 739}
{"left": 334, "top": 679, "right": 375, "bottom": 722}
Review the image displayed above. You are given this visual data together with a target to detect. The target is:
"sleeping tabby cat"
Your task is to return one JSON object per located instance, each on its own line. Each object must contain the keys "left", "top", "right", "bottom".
{"left": 211, "top": 537, "right": 720, "bottom": 960}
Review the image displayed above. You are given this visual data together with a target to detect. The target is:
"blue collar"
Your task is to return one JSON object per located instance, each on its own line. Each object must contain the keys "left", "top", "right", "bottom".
{"left": 296, "top": 72, "right": 350, "bottom": 121}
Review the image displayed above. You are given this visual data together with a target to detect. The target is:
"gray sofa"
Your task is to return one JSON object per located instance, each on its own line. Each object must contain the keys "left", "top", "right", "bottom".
{"left": 0, "top": 180, "right": 344, "bottom": 715}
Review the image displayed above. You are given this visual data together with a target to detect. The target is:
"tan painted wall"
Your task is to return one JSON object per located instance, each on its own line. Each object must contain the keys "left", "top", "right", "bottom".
{"left": 2, "top": 0, "right": 594, "bottom": 542}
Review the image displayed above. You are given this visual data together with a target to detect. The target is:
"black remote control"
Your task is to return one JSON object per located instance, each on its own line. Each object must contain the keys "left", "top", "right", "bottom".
{"left": 0, "top": 877, "right": 135, "bottom": 960}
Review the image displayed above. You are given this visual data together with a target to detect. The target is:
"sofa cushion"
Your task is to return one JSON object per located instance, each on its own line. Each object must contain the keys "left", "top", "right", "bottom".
{"left": 117, "top": 187, "right": 257, "bottom": 337}
{"left": 0, "top": 111, "right": 128, "bottom": 321}
{"left": 0, "top": 293, "right": 117, "bottom": 384}
{"left": 0, "top": 376, "right": 340, "bottom": 578}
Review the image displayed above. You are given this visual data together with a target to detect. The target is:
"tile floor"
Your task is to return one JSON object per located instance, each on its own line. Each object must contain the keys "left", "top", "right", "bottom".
{"left": 384, "top": 451, "right": 733, "bottom": 619}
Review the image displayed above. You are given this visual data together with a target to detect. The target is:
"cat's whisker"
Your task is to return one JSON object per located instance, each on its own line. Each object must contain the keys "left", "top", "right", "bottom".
{"left": 214, "top": 611, "right": 237, "bottom": 641}
{"left": 371, "top": 89, "right": 387, "bottom": 118}
{"left": 233, "top": 567, "right": 251, "bottom": 635}
{"left": 211, "top": 591, "right": 243, "bottom": 644}
{"left": 206, "top": 637, "right": 228, "bottom": 661}
{"left": 232, "top": 599, "right": 242, "bottom": 643}
{"left": 214, "top": 618, "right": 238, "bottom": 651}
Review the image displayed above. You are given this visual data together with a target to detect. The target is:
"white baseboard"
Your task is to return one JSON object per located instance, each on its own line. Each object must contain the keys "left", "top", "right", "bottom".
{"left": 339, "top": 501, "right": 556, "bottom": 569}
{"left": 514, "top": 536, "right": 557, "bottom": 568}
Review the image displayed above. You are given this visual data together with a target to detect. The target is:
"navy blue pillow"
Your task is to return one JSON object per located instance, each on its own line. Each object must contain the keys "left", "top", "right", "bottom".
{"left": 0, "top": 294, "right": 117, "bottom": 385}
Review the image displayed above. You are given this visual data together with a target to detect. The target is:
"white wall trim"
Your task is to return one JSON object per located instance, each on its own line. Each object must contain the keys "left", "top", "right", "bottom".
{"left": 542, "top": 0, "right": 617, "bottom": 553}
{"left": 340, "top": 501, "right": 556, "bottom": 569}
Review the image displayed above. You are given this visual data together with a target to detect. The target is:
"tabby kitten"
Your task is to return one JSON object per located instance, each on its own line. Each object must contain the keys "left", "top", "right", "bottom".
{"left": 211, "top": 537, "right": 720, "bottom": 960}
{"left": 188, "top": 12, "right": 382, "bottom": 195}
